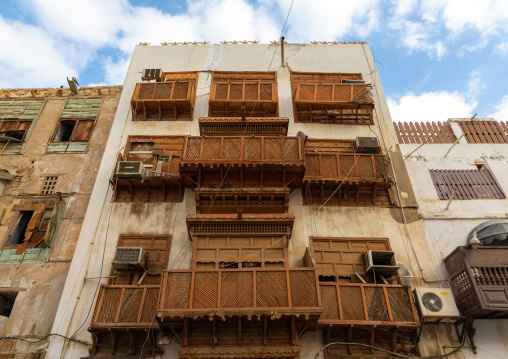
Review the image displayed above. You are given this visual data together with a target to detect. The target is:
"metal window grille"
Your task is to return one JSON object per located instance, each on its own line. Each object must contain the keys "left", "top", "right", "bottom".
{"left": 41, "top": 176, "right": 58, "bottom": 195}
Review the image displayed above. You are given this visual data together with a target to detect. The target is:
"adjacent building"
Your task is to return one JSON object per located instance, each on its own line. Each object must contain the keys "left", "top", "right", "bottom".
{"left": 0, "top": 85, "right": 121, "bottom": 358}
{"left": 395, "top": 119, "right": 508, "bottom": 358}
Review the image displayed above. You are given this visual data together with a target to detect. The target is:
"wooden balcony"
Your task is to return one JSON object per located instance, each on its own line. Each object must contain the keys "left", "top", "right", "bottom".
{"left": 445, "top": 246, "right": 508, "bottom": 319}
{"left": 130, "top": 80, "right": 196, "bottom": 121}
{"left": 157, "top": 268, "right": 322, "bottom": 321}
{"left": 319, "top": 283, "right": 419, "bottom": 328}
{"left": 113, "top": 136, "right": 184, "bottom": 203}
{"left": 90, "top": 285, "right": 160, "bottom": 330}
{"left": 199, "top": 117, "right": 289, "bottom": 136}
{"left": 304, "top": 153, "right": 391, "bottom": 183}
{"left": 294, "top": 83, "right": 374, "bottom": 124}
{"left": 181, "top": 136, "right": 304, "bottom": 167}
{"left": 194, "top": 187, "right": 290, "bottom": 214}
{"left": 209, "top": 81, "right": 278, "bottom": 117}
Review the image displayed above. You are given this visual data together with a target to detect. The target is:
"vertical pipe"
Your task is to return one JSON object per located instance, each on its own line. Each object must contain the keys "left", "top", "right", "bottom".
{"left": 280, "top": 36, "right": 285, "bottom": 67}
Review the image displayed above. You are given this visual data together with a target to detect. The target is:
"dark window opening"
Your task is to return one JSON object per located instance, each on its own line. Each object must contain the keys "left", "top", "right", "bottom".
{"left": 3, "top": 130, "right": 26, "bottom": 142}
{"left": 53, "top": 121, "right": 76, "bottom": 142}
{"left": 219, "top": 262, "right": 238, "bottom": 269}
{"left": 7, "top": 211, "right": 34, "bottom": 245}
{"left": 242, "top": 262, "right": 261, "bottom": 268}
{"left": 0, "top": 293, "right": 17, "bottom": 317}
{"left": 318, "top": 275, "right": 337, "bottom": 282}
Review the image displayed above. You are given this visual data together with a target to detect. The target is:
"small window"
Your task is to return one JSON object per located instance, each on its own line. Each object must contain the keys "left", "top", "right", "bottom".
{"left": 0, "top": 293, "right": 18, "bottom": 317}
{"left": 41, "top": 176, "right": 58, "bottom": 195}
{"left": 51, "top": 119, "right": 94, "bottom": 143}
{"left": 430, "top": 168, "right": 505, "bottom": 200}
{"left": 7, "top": 211, "right": 34, "bottom": 245}
{"left": 53, "top": 121, "right": 76, "bottom": 142}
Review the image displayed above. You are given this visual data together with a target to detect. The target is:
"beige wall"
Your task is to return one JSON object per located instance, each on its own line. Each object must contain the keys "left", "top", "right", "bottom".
{"left": 0, "top": 87, "right": 121, "bottom": 356}
{"left": 48, "top": 44, "right": 457, "bottom": 359}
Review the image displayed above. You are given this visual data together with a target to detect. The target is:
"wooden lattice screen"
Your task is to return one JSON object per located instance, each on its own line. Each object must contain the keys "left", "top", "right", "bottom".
{"left": 91, "top": 285, "right": 160, "bottom": 329}
{"left": 304, "top": 153, "right": 388, "bottom": 181}
{"left": 181, "top": 136, "right": 303, "bottom": 164}
{"left": 192, "top": 235, "right": 288, "bottom": 269}
{"left": 394, "top": 121, "right": 456, "bottom": 144}
{"left": 445, "top": 246, "right": 508, "bottom": 318}
{"left": 158, "top": 268, "right": 321, "bottom": 317}
{"left": 458, "top": 120, "right": 508, "bottom": 144}
{"left": 198, "top": 117, "right": 289, "bottom": 136}
{"left": 209, "top": 72, "right": 278, "bottom": 117}
{"left": 311, "top": 237, "right": 391, "bottom": 279}
{"left": 429, "top": 168, "right": 505, "bottom": 200}
{"left": 319, "top": 283, "right": 419, "bottom": 325}
{"left": 131, "top": 80, "right": 196, "bottom": 121}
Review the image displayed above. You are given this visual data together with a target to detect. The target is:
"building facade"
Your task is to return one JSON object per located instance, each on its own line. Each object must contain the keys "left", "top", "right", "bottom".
{"left": 0, "top": 85, "right": 121, "bottom": 358}
{"left": 395, "top": 119, "right": 508, "bottom": 359}
{"left": 44, "top": 42, "right": 507, "bottom": 359}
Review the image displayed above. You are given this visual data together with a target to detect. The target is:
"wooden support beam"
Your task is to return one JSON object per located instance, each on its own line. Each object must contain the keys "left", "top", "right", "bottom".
{"left": 238, "top": 317, "right": 242, "bottom": 345}
{"left": 291, "top": 315, "right": 297, "bottom": 345}
{"left": 110, "top": 329, "right": 116, "bottom": 355}
{"left": 263, "top": 315, "right": 268, "bottom": 345}
{"left": 128, "top": 330, "right": 135, "bottom": 353}
{"left": 183, "top": 318, "right": 188, "bottom": 346}
{"left": 168, "top": 326, "right": 182, "bottom": 344}
{"left": 369, "top": 328, "right": 375, "bottom": 354}
{"left": 347, "top": 326, "right": 353, "bottom": 355}
{"left": 392, "top": 327, "right": 398, "bottom": 353}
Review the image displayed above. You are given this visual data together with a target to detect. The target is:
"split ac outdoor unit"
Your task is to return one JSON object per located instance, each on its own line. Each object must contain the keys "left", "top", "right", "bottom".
{"left": 112, "top": 247, "right": 148, "bottom": 271}
{"left": 116, "top": 161, "right": 145, "bottom": 179}
{"left": 413, "top": 287, "right": 460, "bottom": 322}
{"left": 354, "top": 137, "right": 381, "bottom": 154}
{"left": 142, "top": 68, "right": 163, "bottom": 82}
{"left": 364, "top": 250, "right": 399, "bottom": 275}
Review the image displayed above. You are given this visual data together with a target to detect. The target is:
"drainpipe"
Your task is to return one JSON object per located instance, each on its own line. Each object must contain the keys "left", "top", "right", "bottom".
{"left": 280, "top": 36, "right": 285, "bottom": 67}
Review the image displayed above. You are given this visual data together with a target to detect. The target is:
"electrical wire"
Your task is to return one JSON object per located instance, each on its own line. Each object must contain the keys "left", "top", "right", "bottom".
{"left": 267, "top": 0, "right": 295, "bottom": 72}
{"left": 0, "top": 334, "right": 89, "bottom": 345}
{"left": 315, "top": 330, "right": 467, "bottom": 359}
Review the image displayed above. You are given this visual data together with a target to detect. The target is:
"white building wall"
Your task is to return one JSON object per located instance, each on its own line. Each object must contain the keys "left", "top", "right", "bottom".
{"left": 48, "top": 44, "right": 469, "bottom": 358}
{"left": 400, "top": 119, "right": 508, "bottom": 359}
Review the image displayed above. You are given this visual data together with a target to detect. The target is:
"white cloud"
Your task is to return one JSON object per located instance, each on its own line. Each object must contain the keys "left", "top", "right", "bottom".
{"left": 466, "top": 69, "right": 486, "bottom": 100}
{"left": 271, "top": 0, "right": 380, "bottom": 42}
{"left": 489, "top": 95, "right": 508, "bottom": 122}
{"left": 0, "top": 16, "right": 78, "bottom": 88}
{"left": 388, "top": 91, "right": 477, "bottom": 123}
{"left": 389, "top": 0, "right": 508, "bottom": 57}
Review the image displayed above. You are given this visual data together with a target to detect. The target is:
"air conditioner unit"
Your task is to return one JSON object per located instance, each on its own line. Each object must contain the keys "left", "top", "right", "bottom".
{"left": 142, "top": 68, "right": 163, "bottom": 82}
{"left": 364, "top": 250, "right": 399, "bottom": 275}
{"left": 116, "top": 161, "right": 145, "bottom": 179}
{"left": 413, "top": 287, "right": 460, "bottom": 323}
{"left": 112, "top": 247, "right": 148, "bottom": 271}
{"left": 354, "top": 137, "right": 381, "bottom": 154}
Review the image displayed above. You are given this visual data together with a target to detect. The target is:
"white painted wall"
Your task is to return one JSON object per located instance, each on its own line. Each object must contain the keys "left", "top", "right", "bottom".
{"left": 48, "top": 44, "right": 466, "bottom": 358}
{"left": 400, "top": 119, "right": 508, "bottom": 359}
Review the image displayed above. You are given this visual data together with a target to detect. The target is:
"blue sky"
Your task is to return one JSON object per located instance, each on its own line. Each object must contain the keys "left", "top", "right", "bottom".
{"left": 1, "top": 0, "right": 508, "bottom": 122}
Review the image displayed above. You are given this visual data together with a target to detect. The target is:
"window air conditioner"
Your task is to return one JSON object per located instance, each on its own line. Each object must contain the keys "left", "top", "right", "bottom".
{"left": 116, "top": 161, "right": 146, "bottom": 179}
{"left": 142, "top": 68, "right": 163, "bottom": 82}
{"left": 413, "top": 287, "right": 460, "bottom": 322}
{"left": 354, "top": 137, "right": 381, "bottom": 154}
{"left": 112, "top": 247, "right": 148, "bottom": 271}
{"left": 364, "top": 250, "right": 399, "bottom": 275}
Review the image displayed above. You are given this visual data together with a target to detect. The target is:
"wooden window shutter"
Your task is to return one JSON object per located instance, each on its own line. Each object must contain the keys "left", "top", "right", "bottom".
{"left": 70, "top": 120, "right": 94, "bottom": 141}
